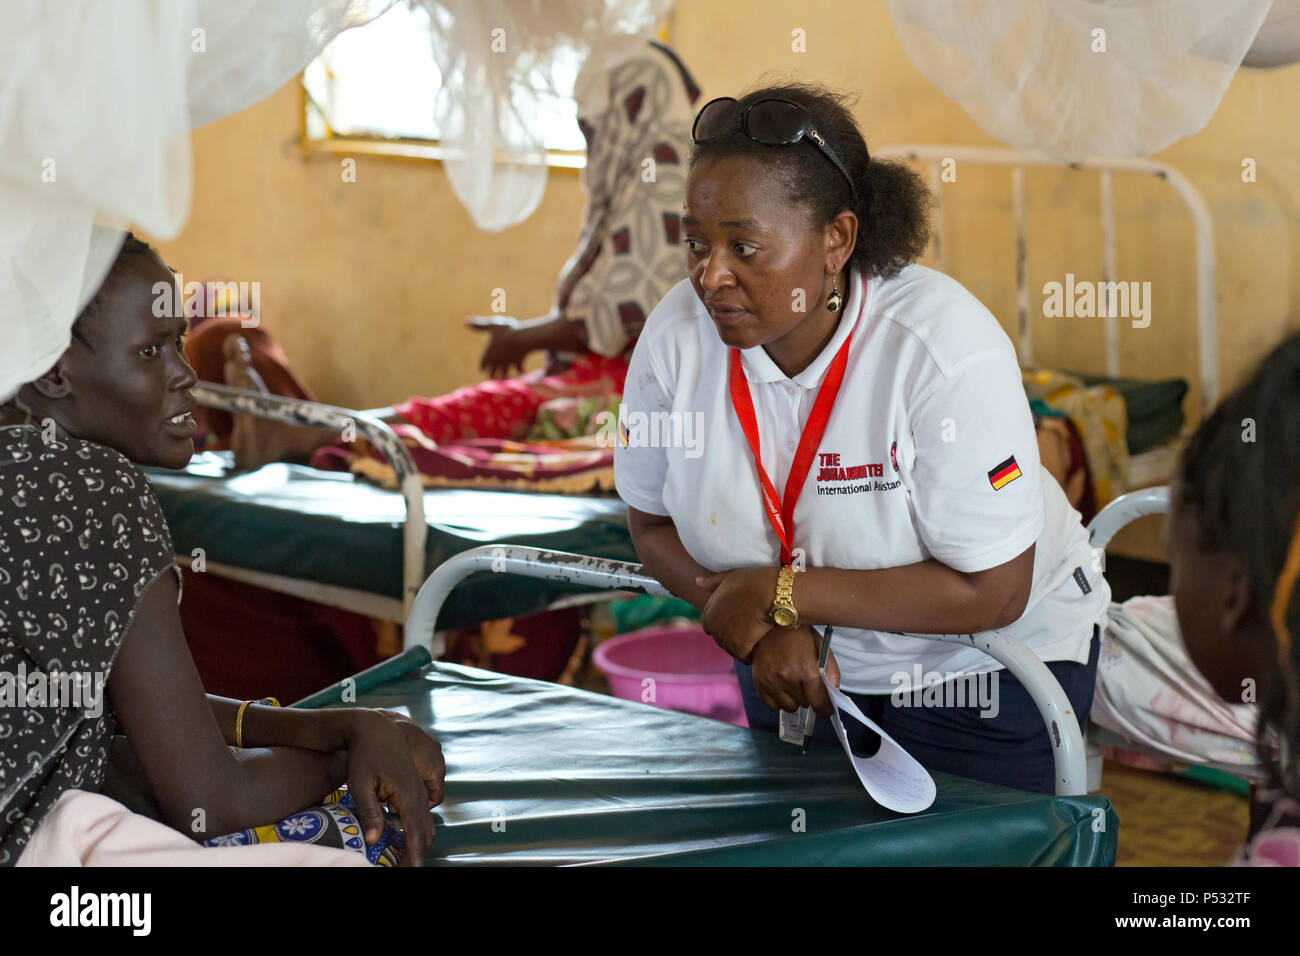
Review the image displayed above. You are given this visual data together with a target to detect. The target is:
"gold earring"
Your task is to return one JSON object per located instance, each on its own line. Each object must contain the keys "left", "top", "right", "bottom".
{"left": 825, "top": 274, "right": 842, "bottom": 313}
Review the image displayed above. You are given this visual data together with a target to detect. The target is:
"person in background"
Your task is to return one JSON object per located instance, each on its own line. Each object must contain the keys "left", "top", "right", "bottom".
{"left": 1167, "top": 330, "right": 1300, "bottom": 866}
{"left": 216, "top": 39, "right": 701, "bottom": 467}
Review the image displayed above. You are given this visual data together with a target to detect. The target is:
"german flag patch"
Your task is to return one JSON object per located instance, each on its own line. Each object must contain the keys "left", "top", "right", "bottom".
{"left": 988, "top": 455, "right": 1023, "bottom": 490}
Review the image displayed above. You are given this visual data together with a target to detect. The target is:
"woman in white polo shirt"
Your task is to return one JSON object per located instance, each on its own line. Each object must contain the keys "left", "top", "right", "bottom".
{"left": 613, "top": 83, "right": 1110, "bottom": 793}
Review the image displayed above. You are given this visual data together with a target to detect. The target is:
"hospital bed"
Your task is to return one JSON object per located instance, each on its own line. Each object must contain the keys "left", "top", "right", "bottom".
{"left": 395, "top": 485, "right": 1261, "bottom": 803}
{"left": 160, "top": 379, "right": 1240, "bottom": 805}
{"left": 292, "top": 645, "right": 1117, "bottom": 865}
{"left": 141, "top": 383, "right": 636, "bottom": 627}
{"left": 876, "top": 145, "right": 1215, "bottom": 490}
{"left": 401, "top": 545, "right": 1092, "bottom": 796}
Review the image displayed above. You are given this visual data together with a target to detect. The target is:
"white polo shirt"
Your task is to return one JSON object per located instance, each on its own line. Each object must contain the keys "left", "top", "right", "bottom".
{"left": 614, "top": 264, "right": 1110, "bottom": 695}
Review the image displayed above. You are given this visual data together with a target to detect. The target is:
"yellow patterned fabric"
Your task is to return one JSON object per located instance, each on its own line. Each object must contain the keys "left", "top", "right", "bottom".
{"left": 1023, "top": 368, "right": 1130, "bottom": 506}
{"left": 203, "top": 787, "right": 404, "bottom": 866}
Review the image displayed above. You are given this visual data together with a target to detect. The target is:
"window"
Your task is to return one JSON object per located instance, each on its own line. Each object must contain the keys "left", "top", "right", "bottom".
{"left": 301, "top": 2, "right": 586, "bottom": 167}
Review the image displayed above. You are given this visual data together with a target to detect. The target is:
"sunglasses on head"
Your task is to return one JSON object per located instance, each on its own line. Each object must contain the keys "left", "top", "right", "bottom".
{"left": 691, "top": 96, "right": 859, "bottom": 206}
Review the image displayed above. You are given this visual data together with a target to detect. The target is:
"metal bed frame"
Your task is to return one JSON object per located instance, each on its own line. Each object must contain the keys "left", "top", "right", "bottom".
{"left": 402, "top": 547, "right": 1090, "bottom": 796}
{"left": 183, "top": 383, "right": 634, "bottom": 623}
{"left": 186, "top": 383, "right": 426, "bottom": 620}
{"left": 874, "top": 144, "right": 1219, "bottom": 417}
{"left": 398, "top": 486, "right": 1254, "bottom": 798}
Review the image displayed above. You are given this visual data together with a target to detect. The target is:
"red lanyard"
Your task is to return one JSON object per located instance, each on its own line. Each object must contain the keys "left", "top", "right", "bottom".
{"left": 728, "top": 292, "right": 863, "bottom": 566}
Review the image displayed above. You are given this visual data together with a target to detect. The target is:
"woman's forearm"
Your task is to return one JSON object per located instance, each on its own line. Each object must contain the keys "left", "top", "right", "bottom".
{"left": 517, "top": 312, "right": 587, "bottom": 353}
{"left": 792, "top": 552, "right": 1034, "bottom": 635}
{"left": 629, "top": 518, "right": 718, "bottom": 611}
{"left": 208, "top": 696, "right": 358, "bottom": 752}
{"left": 204, "top": 748, "right": 347, "bottom": 839}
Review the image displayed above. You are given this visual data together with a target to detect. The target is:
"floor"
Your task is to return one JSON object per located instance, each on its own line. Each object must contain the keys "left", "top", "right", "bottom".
{"left": 1099, "top": 759, "right": 1249, "bottom": 866}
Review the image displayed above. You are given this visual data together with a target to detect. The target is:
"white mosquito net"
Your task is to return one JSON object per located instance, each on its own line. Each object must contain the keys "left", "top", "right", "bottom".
{"left": 416, "top": 0, "right": 672, "bottom": 233}
{"left": 0, "top": 0, "right": 397, "bottom": 401}
{"left": 881, "top": 0, "right": 1280, "bottom": 160}
{"left": 0, "top": 0, "right": 670, "bottom": 399}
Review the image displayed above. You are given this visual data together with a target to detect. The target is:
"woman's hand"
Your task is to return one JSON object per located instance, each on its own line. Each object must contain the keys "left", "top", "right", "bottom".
{"left": 377, "top": 709, "right": 446, "bottom": 810}
{"left": 697, "top": 566, "right": 781, "bottom": 662}
{"left": 469, "top": 315, "right": 532, "bottom": 378}
{"left": 751, "top": 626, "right": 841, "bottom": 716}
{"left": 342, "top": 710, "right": 443, "bottom": 866}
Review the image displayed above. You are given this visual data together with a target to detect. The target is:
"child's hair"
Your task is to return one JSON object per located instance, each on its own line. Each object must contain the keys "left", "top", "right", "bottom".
{"left": 1178, "top": 330, "right": 1300, "bottom": 795}
{"left": 71, "top": 232, "right": 156, "bottom": 351}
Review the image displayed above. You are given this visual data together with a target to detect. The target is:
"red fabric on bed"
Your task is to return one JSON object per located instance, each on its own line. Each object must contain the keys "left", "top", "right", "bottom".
{"left": 389, "top": 352, "right": 629, "bottom": 445}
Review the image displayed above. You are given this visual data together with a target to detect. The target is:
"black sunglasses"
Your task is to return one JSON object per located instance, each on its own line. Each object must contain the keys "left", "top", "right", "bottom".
{"left": 691, "top": 96, "right": 859, "bottom": 205}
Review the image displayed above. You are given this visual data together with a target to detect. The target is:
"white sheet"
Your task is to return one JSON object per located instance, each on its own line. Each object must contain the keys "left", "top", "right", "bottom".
{"left": 1092, "top": 595, "right": 1261, "bottom": 773}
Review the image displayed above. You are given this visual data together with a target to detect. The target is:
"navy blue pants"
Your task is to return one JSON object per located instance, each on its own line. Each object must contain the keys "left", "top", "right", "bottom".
{"left": 734, "top": 626, "right": 1101, "bottom": 794}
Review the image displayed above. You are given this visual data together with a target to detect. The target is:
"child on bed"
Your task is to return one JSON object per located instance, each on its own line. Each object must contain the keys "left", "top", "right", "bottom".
{"left": 0, "top": 234, "right": 445, "bottom": 866}
{"left": 1169, "top": 329, "right": 1300, "bottom": 865}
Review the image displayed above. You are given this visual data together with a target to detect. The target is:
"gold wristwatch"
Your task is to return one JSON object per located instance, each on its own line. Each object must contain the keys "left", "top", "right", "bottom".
{"left": 768, "top": 564, "right": 798, "bottom": 628}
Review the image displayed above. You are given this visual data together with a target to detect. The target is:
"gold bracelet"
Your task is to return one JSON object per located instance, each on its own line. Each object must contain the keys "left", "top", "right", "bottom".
{"left": 235, "top": 700, "right": 252, "bottom": 749}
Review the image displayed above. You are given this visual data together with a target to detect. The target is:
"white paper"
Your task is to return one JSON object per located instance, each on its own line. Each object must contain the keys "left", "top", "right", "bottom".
{"left": 823, "top": 675, "right": 936, "bottom": 814}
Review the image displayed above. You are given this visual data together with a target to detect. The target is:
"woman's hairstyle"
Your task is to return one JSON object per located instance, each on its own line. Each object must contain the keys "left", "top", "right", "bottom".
{"left": 689, "top": 81, "right": 930, "bottom": 280}
{"left": 71, "top": 232, "right": 156, "bottom": 352}
{"left": 1179, "top": 330, "right": 1300, "bottom": 797}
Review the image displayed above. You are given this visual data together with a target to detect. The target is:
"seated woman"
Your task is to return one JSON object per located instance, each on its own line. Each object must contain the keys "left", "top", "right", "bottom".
{"left": 208, "top": 39, "right": 701, "bottom": 469}
{"left": 0, "top": 234, "right": 445, "bottom": 866}
{"left": 614, "top": 83, "right": 1111, "bottom": 794}
{"left": 1168, "top": 330, "right": 1300, "bottom": 865}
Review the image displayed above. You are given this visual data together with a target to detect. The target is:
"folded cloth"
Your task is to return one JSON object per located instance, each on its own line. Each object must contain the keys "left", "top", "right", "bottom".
{"left": 204, "top": 787, "right": 404, "bottom": 867}
{"left": 1023, "top": 368, "right": 1130, "bottom": 505}
{"left": 17, "top": 790, "right": 372, "bottom": 867}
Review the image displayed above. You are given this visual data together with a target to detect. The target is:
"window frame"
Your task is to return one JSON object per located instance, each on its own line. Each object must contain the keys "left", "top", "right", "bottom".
{"left": 295, "top": 15, "right": 674, "bottom": 173}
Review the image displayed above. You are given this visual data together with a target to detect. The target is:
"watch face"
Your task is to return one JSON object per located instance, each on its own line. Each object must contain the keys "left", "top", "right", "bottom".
{"left": 773, "top": 607, "right": 797, "bottom": 628}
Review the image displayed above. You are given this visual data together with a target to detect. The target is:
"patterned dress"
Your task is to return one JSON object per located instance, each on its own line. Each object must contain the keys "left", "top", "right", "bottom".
{"left": 392, "top": 40, "right": 701, "bottom": 444}
{"left": 0, "top": 423, "right": 179, "bottom": 864}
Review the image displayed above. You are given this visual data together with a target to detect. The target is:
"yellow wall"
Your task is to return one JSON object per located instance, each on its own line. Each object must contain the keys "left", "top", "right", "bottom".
{"left": 157, "top": 84, "right": 587, "bottom": 412}
{"left": 158, "top": 0, "right": 1300, "bottom": 484}
{"left": 668, "top": 0, "right": 1300, "bottom": 413}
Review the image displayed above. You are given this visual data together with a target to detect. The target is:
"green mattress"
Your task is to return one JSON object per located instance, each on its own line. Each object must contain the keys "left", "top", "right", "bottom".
{"left": 141, "top": 452, "right": 634, "bottom": 629}
{"left": 299, "top": 651, "right": 1118, "bottom": 866}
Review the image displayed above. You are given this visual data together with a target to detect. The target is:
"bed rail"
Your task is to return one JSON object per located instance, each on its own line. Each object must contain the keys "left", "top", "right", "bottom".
{"left": 404, "top": 545, "right": 1088, "bottom": 796}
{"left": 1087, "top": 485, "right": 1170, "bottom": 551}
{"left": 192, "top": 383, "right": 427, "bottom": 617}
{"left": 875, "top": 145, "right": 1218, "bottom": 417}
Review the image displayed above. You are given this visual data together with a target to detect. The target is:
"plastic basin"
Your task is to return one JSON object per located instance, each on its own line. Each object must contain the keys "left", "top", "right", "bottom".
{"left": 592, "top": 625, "right": 747, "bottom": 727}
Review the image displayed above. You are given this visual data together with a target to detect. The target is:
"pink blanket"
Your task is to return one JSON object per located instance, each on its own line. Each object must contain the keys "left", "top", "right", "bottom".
{"left": 18, "top": 790, "right": 371, "bottom": 867}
